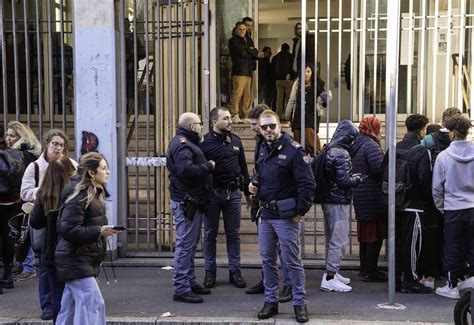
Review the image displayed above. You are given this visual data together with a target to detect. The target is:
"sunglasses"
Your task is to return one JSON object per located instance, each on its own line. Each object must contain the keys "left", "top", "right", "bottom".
{"left": 260, "top": 124, "right": 277, "bottom": 131}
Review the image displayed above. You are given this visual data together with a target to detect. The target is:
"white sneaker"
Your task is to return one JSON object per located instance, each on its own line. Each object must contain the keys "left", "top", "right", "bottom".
{"left": 241, "top": 118, "right": 250, "bottom": 124}
{"left": 320, "top": 273, "right": 352, "bottom": 292}
{"left": 420, "top": 276, "right": 435, "bottom": 289}
{"left": 335, "top": 273, "right": 351, "bottom": 285}
{"left": 232, "top": 115, "right": 242, "bottom": 124}
{"left": 435, "top": 282, "right": 460, "bottom": 299}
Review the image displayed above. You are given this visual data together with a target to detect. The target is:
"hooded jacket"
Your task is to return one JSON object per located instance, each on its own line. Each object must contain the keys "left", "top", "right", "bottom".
{"left": 324, "top": 120, "right": 361, "bottom": 204}
{"left": 0, "top": 145, "right": 37, "bottom": 200}
{"left": 432, "top": 140, "right": 474, "bottom": 212}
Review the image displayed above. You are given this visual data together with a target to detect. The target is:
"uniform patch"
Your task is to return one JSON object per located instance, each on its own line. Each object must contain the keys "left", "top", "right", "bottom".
{"left": 277, "top": 144, "right": 283, "bottom": 151}
{"left": 303, "top": 155, "right": 311, "bottom": 164}
{"left": 233, "top": 146, "right": 240, "bottom": 151}
{"left": 278, "top": 154, "right": 287, "bottom": 160}
{"left": 291, "top": 141, "right": 302, "bottom": 149}
{"left": 179, "top": 137, "right": 187, "bottom": 143}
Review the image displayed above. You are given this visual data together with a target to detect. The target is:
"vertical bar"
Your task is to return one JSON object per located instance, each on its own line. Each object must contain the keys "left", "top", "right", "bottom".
{"left": 457, "top": 0, "right": 467, "bottom": 110}
{"left": 313, "top": 0, "right": 320, "bottom": 255}
{"left": 358, "top": 0, "right": 366, "bottom": 121}
{"left": 471, "top": 4, "right": 474, "bottom": 121}
{"left": 350, "top": 0, "right": 355, "bottom": 118}
{"left": 386, "top": 0, "right": 401, "bottom": 306}
{"left": 35, "top": 0, "right": 43, "bottom": 140}
{"left": 60, "top": 0, "right": 66, "bottom": 129}
{"left": 406, "top": 0, "right": 414, "bottom": 115}
{"left": 203, "top": 0, "right": 210, "bottom": 132}
{"left": 0, "top": 0, "right": 8, "bottom": 127}
{"left": 168, "top": 0, "right": 173, "bottom": 129}
{"left": 325, "top": 0, "right": 330, "bottom": 142}
{"left": 417, "top": 0, "right": 427, "bottom": 115}
{"left": 337, "top": 0, "right": 342, "bottom": 121}
{"left": 191, "top": 0, "right": 196, "bottom": 113}
{"left": 134, "top": 0, "right": 139, "bottom": 252}
{"left": 431, "top": 0, "right": 439, "bottom": 123}
{"left": 145, "top": 0, "right": 151, "bottom": 252}
{"left": 47, "top": 0, "right": 54, "bottom": 127}
{"left": 372, "top": 0, "right": 379, "bottom": 116}
{"left": 180, "top": 2, "right": 186, "bottom": 112}
{"left": 300, "top": 0, "right": 306, "bottom": 150}
{"left": 23, "top": 0, "right": 32, "bottom": 124}
{"left": 12, "top": 1, "right": 20, "bottom": 120}
{"left": 156, "top": 0, "right": 163, "bottom": 253}
{"left": 444, "top": 0, "right": 452, "bottom": 109}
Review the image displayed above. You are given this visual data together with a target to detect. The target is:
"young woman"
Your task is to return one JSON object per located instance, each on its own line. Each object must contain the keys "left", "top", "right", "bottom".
{"left": 0, "top": 122, "right": 40, "bottom": 291}
{"left": 30, "top": 156, "right": 76, "bottom": 321}
{"left": 55, "top": 152, "right": 119, "bottom": 325}
{"left": 284, "top": 63, "right": 326, "bottom": 155}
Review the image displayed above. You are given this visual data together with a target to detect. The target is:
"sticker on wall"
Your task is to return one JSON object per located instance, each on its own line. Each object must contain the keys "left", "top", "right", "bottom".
{"left": 81, "top": 131, "right": 99, "bottom": 155}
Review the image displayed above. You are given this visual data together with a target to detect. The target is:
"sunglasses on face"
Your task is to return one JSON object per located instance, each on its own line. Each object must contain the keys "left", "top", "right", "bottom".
{"left": 260, "top": 124, "right": 277, "bottom": 131}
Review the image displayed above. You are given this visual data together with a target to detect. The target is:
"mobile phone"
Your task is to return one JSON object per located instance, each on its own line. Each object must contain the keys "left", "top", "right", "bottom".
{"left": 112, "top": 226, "right": 126, "bottom": 231}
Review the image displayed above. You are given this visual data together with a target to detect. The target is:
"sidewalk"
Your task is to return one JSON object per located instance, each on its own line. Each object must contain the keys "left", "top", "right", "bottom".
{"left": 0, "top": 266, "right": 457, "bottom": 324}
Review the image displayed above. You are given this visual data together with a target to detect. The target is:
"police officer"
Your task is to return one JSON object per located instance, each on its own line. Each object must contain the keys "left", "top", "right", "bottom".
{"left": 201, "top": 107, "right": 251, "bottom": 289}
{"left": 166, "top": 112, "right": 215, "bottom": 303}
{"left": 249, "top": 109, "right": 315, "bottom": 323}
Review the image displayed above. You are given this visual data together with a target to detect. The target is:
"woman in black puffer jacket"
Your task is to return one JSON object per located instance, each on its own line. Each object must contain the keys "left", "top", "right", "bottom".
{"left": 55, "top": 152, "right": 119, "bottom": 325}
{"left": 349, "top": 117, "right": 387, "bottom": 282}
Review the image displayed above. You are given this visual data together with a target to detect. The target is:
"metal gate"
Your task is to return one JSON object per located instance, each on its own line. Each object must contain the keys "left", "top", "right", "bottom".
{"left": 120, "top": 0, "right": 209, "bottom": 256}
{"left": 0, "top": 0, "right": 74, "bottom": 137}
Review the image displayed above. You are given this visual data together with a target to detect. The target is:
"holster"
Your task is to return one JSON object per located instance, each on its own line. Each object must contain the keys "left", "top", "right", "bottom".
{"left": 250, "top": 195, "right": 260, "bottom": 223}
{"left": 181, "top": 194, "right": 208, "bottom": 219}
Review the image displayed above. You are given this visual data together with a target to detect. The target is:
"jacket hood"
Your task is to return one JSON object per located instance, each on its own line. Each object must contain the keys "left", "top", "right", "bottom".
{"left": 12, "top": 140, "right": 42, "bottom": 158}
{"left": 329, "top": 120, "right": 358, "bottom": 148}
{"left": 445, "top": 141, "right": 474, "bottom": 163}
{"left": 61, "top": 175, "right": 81, "bottom": 202}
{"left": 176, "top": 127, "right": 201, "bottom": 145}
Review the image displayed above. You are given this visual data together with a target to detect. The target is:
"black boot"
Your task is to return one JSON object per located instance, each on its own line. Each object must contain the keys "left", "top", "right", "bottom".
{"left": 257, "top": 302, "right": 278, "bottom": 319}
{"left": 279, "top": 285, "right": 292, "bottom": 303}
{"left": 294, "top": 304, "right": 309, "bottom": 323}
{"left": 173, "top": 291, "right": 204, "bottom": 303}
{"left": 191, "top": 284, "right": 211, "bottom": 295}
{"left": 0, "top": 264, "right": 14, "bottom": 289}
{"left": 245, "top": 279, "right": 264, "bottom": 294}
{"left": 358, "top": 242, "right": 367, "bottom": 277}
{"left": 203, "top": 270, "right": 216, "bottom": 288}
{"left": 229, "top": 269, "right": 246, "bottom": 288}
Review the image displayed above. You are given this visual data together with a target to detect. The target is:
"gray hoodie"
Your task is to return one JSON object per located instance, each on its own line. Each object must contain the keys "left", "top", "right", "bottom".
{"left": 432, "top": 140, "right": 474, "bottom": 212}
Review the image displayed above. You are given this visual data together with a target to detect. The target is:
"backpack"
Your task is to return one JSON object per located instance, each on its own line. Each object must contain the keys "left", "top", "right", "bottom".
{"left": 429, "top": 131, "right": 450, "bottom": 168}
{"left": 381, "top": 145, "right": 424, "bottom": 211}
{"left": 311, "top": 145, "right": 332, "bottom": 204}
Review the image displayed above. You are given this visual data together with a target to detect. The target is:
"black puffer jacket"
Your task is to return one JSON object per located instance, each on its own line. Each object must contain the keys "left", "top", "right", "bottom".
{"left": 0, "top": 147, "right": 36, "bottom": 197}
{"left": 349, "top": 134, "right": 387, "bottom": 221}
{"left": 323, "top": 120, "right": 361, "bottom": 204}
{"left": 55, "top": 177, "right": 108, "bottom": 282}
{"left": 229, "top": 35, "right": 259, "bottom": 77}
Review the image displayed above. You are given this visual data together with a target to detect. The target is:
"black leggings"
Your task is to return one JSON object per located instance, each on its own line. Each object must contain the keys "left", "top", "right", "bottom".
{"left": 0, "top": 203, "right": 19, "bottom": 265}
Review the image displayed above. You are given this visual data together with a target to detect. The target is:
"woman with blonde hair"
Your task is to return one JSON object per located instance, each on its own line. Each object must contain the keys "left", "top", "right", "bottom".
{"left": 55, "top": 152, "right": 119, "bottom": 325}
{"left": 5, "top": 121, "right": 42, "bottom": 155}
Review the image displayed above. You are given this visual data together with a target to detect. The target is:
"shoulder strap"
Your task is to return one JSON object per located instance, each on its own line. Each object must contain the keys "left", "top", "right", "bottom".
{"left": 34, "top": 162, "right": 39, "bottom": 187}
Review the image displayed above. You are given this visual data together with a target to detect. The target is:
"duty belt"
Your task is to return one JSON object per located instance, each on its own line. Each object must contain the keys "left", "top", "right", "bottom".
{"left": 215, "top": 180, "right": 240, "bottom": 192}
{"left": 259, "top": 200, "right": 277, "bottom": 210}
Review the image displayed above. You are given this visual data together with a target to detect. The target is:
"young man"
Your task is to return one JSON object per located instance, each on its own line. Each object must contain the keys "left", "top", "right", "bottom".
{"left": 432, "top": 115, "right": 474, "bottom": 299}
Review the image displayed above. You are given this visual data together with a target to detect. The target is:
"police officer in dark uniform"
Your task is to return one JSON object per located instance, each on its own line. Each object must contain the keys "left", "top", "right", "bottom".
{"left": 249, "top": 110, "right": 315, "bottom": 323}
{"left": 167, "top": 112, "right": 215, "bottom": 304}
{"left": 201, "top": 107, "right": 251, "bottom": 289}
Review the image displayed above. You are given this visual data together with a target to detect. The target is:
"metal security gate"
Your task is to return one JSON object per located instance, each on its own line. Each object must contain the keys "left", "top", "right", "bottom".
{"left": 0, "top": 0, "right": 74, "bottom": 138}
{"left": 120, "top": 0, "right": 209, "bottom": 256}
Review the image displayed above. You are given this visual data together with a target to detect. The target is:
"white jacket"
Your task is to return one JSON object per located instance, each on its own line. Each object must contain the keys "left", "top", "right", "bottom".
{"left": 20, "top": 153, "right": 78, "bottom": 203}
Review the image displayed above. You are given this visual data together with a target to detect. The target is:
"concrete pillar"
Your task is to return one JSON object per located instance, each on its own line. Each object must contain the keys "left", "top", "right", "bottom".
{"left": 72, "top": 0, "right": 118, "bottom": 249}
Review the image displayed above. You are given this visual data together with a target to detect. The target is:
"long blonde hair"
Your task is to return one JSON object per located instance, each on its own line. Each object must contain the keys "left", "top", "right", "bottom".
{"left": 8, "top": 121, "right": 42, "bottom": 154}
{"left": 65, "top": 152, "right": 108, "bottom": 207}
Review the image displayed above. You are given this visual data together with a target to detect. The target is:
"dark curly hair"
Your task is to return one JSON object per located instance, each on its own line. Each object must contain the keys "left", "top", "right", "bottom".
{"left": 445, "top": 115, "right": 472, "bottom": 140}
{"left": 442, "top": 107, "right": 462, "bottom": 126}
{"left": 405, "top": 114, "right": 429, "bottom": 132}
{"left": 248, "top": 104, "right": 268, "bottom": 119}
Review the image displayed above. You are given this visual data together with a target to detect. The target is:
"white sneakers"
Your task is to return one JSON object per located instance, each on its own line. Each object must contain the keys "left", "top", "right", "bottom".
{"left": 435, "top": 281, "right": 460, "bottom": 299}
{"left": 232, "top": 115, "right": 243, "bottom": 124}
{"left": 320, "top": 273, "right": 352, "bottom": 292}
{"left": 420, "top": 276, "right": 435, "bottom": 289}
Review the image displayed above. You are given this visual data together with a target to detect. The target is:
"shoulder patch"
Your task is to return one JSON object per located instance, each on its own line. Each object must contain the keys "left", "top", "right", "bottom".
{"left": 302, "top": 155, "right": 311, "bottom": 164}
{"left": 179, "top": 137, "right": 187, "bottom": 143}
{"left": 291, "top": 141, "right": 302, "bottom": 149}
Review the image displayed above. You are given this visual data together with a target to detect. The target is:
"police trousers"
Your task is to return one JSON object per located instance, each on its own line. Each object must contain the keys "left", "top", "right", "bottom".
{"left": 170, "top": 199, "right": 203, "bottom": 295}
{"left": 56, "top": 276, "right": 105, "bottom": 325}
{"left": 259, "top": 218, "right": 306, "bottom": 306}
{"left": 322, "top": 204, "right": 350, "bottom": 273}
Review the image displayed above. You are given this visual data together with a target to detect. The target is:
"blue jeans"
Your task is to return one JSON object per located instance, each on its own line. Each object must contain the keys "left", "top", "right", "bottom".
{"left": 170, "top": 199, "right": 204, "bottom": 295}
{"left": 22, "top": 247, "right": 36, "bottom": 273}
{"left": 56, "top": 276, "right": 105, "bottom": 325}
{"left": 39, "top": 255, "right": 64, "bottom": 320}
{"left": 203, "top": 189, "right": 242, "bottom": 271}
{"left": 259, "top": 218, "right": 306, "bottom": 305}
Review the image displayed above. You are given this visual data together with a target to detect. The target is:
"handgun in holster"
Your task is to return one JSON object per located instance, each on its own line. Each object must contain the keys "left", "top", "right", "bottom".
{"left": 250, "top": 195, "right": 260, "bottom": 223}
{"left": 181, "top": 194, "right": 207, "bottom": 219}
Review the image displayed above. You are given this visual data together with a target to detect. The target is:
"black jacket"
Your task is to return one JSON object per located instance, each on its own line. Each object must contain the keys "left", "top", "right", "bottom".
{"left": 323, "top": 120, "right": 361, "bottom": 204}
{"left": 349, "top": 134, "right": 387, "bottom": 221}
{"left": 55, "top": 177, "right": 108, "bottom": 282}
{"left": 0, "top": 147, "right": 36, "bottom": 197}
{"left": 291, "top": 81, "right": 325, "bottom": 130}
{"left": 273, "top": 50, "right": 293, "bottom": 80}
{"left": 229, "top": 35, "right": 259, "bottom": 77}
{"left": 382, "top": 132, "right": 432, "bottom": 210}
{"left": 292, "top": 33, "right": 315, "bottom": 76}
{"left": 167, "top": 127, "right": 214, "bottom": 202}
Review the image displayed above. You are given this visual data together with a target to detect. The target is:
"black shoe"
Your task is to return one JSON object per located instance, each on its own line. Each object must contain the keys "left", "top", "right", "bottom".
{"left": 191, "top": 284, "right": 211, "bottom": 295}
{"left": 245, "top": 280, "right": 264, "bottom": 294}
{"left": 173, "top": 291, "right": 204, "bottom": 303}
{"left": 400, "top": 281, "right": 432, "bottom": 294}
{"left": 203, "top": 270, "right": 216, "bottom": 288}
{"left": 361, "top": 271, "right": 388, "bottom": 283}
{"left": 40, "top": 311, "right": 53, "bottom": 320}
{"left": 11, "top": 263, "right": 22, "bottom": 275}
{"left": 0, "top": 264, "right": 14, "bottom": 289}
{"left": 0, "top": 277, "right": 14, "bottom": 289}
{"left": 229, "top": 270, "right": 246, "bottom": 288}
{"left": 294, "top": 304, "right": 309, "bottom": 323}
{"left": 279, "top": 285, "right": 292, "bottom": 303}
{"left": 257, "top": 302, "right": 278, "bottom": 319}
